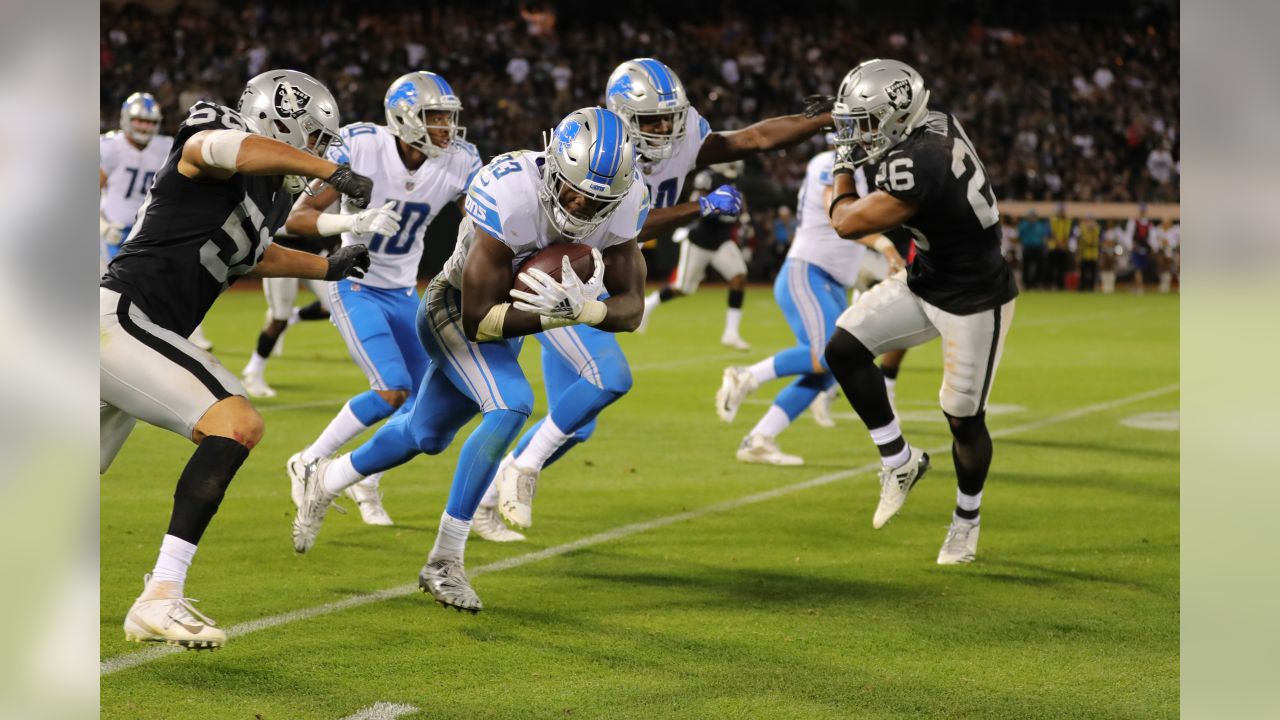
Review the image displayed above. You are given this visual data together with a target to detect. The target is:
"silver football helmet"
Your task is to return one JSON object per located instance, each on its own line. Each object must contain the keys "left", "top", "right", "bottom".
{"left": 120, "top": 92, "right": 162, "bottom": 146}
{"left": 540, "top": 108, "right": 637, "bottom": 241}
{"left": 384, "top": 71, "right": 466, "bottom": 158}
{"left": 831, "top": 59, "right": 930, "bottom": 165}
{"left": 605, "top": 58, "right": 689, "bottom": 161}
{"left": 238, "top": 70, "right": 341, "bottom": 158}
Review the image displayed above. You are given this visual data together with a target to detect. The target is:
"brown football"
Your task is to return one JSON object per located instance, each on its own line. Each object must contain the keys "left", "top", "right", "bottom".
{"left": 512, "top": 243, "right": 595, "bottom": 293}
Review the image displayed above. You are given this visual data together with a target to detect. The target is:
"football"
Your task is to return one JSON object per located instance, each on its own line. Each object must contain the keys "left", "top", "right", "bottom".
{"left": 512, "top": 243, "right": 595, "bottom": 293}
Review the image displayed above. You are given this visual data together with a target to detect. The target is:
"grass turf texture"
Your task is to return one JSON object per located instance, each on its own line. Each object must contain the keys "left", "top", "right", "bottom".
{"left": 101, "top": 287, "right": 1179, "bottom": 719}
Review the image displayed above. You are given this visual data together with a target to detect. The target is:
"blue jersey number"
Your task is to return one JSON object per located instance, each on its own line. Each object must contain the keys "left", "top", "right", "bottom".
{"left": 122, "top": 167, "right": 155, "bottom": 199}
{"left": 648, "top": 178, "right": 679, "bottom": 209}
{"left": 369, "top": 201, "right": 431, "bottom": 255}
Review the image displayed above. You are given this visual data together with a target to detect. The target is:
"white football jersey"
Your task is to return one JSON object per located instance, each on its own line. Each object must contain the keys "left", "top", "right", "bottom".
{"left": 99, "top": 131, "right": 174, "bottom": 231}
{"left": 788, "top": 151, "right": 867, "bottom": 288}
{"left": 328, "top": 123, "right": 481, "bottom": 289}
{"left": 444, "top": 150, "right": 651, "bottom": 290}
{"left": 635, "top": 106, "right": 712, "bottom": 210}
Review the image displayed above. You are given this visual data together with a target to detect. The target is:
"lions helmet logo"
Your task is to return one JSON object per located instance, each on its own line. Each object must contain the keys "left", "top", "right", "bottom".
{"left": 886, "top": 78, "right": 913, "bottom": 110}
{"left": 555, "top": 119, "right": 582, "bottom": 154}
{"left": 274, "top": 82, "right": 313, "bottom": 119}
{"left": 607, "top": 74, "right": 634, "bottom": 100}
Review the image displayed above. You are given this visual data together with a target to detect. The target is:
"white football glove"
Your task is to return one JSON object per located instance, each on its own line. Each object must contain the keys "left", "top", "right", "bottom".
{"left": 100, "top": 214, "right": 124, "bottom": 246}
{"left": 351, "top": 201, "right": 402, "bottom": 236}
{"left": 510, "top": 248, "right": 605, "bottom": 321}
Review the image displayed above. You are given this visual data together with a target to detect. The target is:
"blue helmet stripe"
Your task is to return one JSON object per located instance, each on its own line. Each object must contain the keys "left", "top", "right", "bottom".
{"left": 635, "top": 59, "right": 677, "bottom": 101}
{"left": 587, "top": 108, "right": 623, "bottom": 184}
{"left": 428, "top": 73, "right": 455, "bottom": 97}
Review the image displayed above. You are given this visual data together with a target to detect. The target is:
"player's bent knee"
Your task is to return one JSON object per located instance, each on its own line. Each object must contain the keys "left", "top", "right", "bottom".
{"left": 413, "top": 431, "right": 456, "bottom": 456}
{"left": 195, "top": 396, "right": 264, "bottom": 449}
{"left": 572, "top": 420, "right": 598, "bottom": 442}
{"left": 598, "top": 364, "right": 634, "bottom": 397}
{"left": 824, "top": 329, "right": 875, "bottom": 370}
{"left": 944, "top": 410, "right": 988, "bottom": 442}
{"left": 940, "top": 388, "right": 982, "bottom": 421}
{"left": 378, "top": 389, "right": 410, "bottom": 409}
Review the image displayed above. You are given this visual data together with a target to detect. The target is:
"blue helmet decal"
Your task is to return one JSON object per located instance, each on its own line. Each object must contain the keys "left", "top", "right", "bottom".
{"left": 635, "top": 58, "right": 678, "bottom": 102}
{"left": 556, "top": 118, "right": 582, "bottom": 154}
{"left": 387, "top": 81, "right": 419, "bottom": 110}
{"left": 586, "top": 109, "right": 624, "bottom": 184}
{"left": 607, "top": 74, "right": 634, "bottom": 99}
{"left": 426, "top": 72, "right": 455, "bottom": 97}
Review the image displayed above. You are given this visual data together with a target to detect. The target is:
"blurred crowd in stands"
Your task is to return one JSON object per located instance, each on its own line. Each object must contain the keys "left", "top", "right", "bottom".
{"left": 101, "top": 0, "right": 1178, "bottom": 286}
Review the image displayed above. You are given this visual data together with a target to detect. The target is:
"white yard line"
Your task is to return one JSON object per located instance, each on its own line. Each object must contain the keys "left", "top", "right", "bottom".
{"left": 337, "top": 702, "right": 420, "bottom": 720}
{"left": 101, "top": 383, "right": 1177, "bottom": 677}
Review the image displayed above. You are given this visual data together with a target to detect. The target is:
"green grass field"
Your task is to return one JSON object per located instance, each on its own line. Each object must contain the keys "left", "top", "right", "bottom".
{"left": 100, "top": 286, "right": 1179, "bottom": 719}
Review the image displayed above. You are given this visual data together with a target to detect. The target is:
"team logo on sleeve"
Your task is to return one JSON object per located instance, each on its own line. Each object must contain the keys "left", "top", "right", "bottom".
{"left": 886, "top": 79, "right": 913, "bottom": 110}
{"left": 274, "top": 82, "right": 313, "bottom": 119}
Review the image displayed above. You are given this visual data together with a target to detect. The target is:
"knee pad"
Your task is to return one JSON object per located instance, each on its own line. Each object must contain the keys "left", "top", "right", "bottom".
{"left": 412, "top": 428, "right": 456, "bottom": 456}
{"left": 944, "top": 411, "right": 987, "bottom": 443}
{"left": 940, "top": 378, "right": 982, "bottom": 418}
{"left": 596, "top": 357, "right": 634, "bottom": 397}
{"left": 823, "top": 328, "right": 875, "bottom": 370}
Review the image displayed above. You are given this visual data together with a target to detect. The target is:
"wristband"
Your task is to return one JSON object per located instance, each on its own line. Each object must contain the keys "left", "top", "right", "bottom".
{"left": 873, "top": 235, "right": 895, "bottom": 254}
{"left": 315, "top": 212, "right": 355, "bottom": 237}
{"left": 476, "top": 302, "right": 510, "bottom": 341}
{"left": 199, "top": 129, "right": 251, "bottom": 171}
{"left": 576, "top": 299, "right": 607, "bottom": 326}
{"left": 828, "top": 192, "right": 859, "bottom": 219}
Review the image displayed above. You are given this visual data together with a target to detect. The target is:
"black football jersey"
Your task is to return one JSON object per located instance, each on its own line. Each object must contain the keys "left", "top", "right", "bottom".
{"left": 866, "top": 110, "right": 1018, "bottom": 315}
{"left": 686, "top": 169, "right": 742, "bottom": 251}
{"left": 102, "top": 101, "right": 294, "bottom": 336}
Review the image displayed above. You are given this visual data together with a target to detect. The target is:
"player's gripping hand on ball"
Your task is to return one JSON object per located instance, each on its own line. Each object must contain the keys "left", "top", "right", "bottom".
{"left": 510, "top": 249, "right": 606, "bottom": 324}
{"left": 326, "top": 244, "right": 372, "bottom": 280}
{"left": 699, "top": 185, "right": 743, "bottom": 218}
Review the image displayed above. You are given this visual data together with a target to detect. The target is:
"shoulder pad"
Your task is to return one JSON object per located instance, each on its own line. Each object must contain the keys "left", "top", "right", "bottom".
{"left": 180, "top": 101, "right": 255, "bottom": 134}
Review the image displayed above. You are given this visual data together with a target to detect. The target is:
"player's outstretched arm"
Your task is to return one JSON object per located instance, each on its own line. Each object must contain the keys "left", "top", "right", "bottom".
{"left": 640, "top": 185, "right": 743, "bottom": 236}
{"left": 461, "top": 230, "right": 548, "bottom": 342}
{"left": 696, "top": 112, "right": 831, "bottom": 166}
{"left": 249, "top": 242, "right": 370, "bottom": 281}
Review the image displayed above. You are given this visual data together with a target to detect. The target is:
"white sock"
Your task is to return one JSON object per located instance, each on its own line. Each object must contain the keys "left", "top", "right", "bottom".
{"left": 323, "top": 453, "right": 364, "bottom": 495}
{"left": 287, "top": 307, "right": 302, "bottom": 326}
{"left": 884, "top": 377, "right": 897, "bottom": 394}
{"left": 748, "top": 357, "right": 777, "bottom": 385}
{"left": 724, "top": 307, "right": 743, "bottom": 337}
{"left": 150, "top": 534, "right": 197, "bottom": 588}
{"left": 644, "top": 291, "right": 661, "bottom": 314}
{"left": 515, "top": 419, "right": 568, "bottom": 470}
{"left": 750, "top": 405, "right": 791, "bottom": 439}
{"left": 479, "top": 474, "right": 500, "bottom": 509}
{"left": 430, "top": 512, "right": 472, "bottom": 562}
{"left": 868, "top": 418, "right": 911, "bottom": 468}
{"left": 304, "top": 402, "right": 370, "bottom": 461}
{"left": 956, "top": 489, "right": 982, "bottom": 517}
{"left": 243, "top": 353, "right": 267, "bottom": 376}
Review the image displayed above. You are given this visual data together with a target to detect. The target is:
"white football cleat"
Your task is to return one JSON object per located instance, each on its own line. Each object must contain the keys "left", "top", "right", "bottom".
{"left": 419, "top": 557, "right": 482, "bottom": 613}
{"left": 286, "top": 450, "right": 310, "bottom": 508}
{"left": 241, "top": 370, "right": 276, "bottom": 398}
{"left": 344, "top": 473, "right": 393, "bottom": 526}
{"left": 715, "top": 366, "right": 759, "bottom": 423}
{"left": 736, "top": 434, "right": 803, "bottom": 466}
{"left": 809, "top": 390, "right": 836, "bottom": 428}
{"left": 721, "top": 334, "right": 751, "bottom": 351}
{"left": 471, "top": 504, "right": 526, "bottom": 542}
{"left": 188, "top": 324, "right": 213, "bottom": 351}
{"left": 123, "top": 576, "right": 225, "bottom": 650}
{"left": 873, "top": 447, "right": 931, "bottom": 529}
{"left": 292, "top": 457, "right": 338, "bottom": 554}
{"left": 494, "top": 455, "right": 539, "bottom": 529}
{"left": 937, "top": 516, "right": 981, "bottom": 565}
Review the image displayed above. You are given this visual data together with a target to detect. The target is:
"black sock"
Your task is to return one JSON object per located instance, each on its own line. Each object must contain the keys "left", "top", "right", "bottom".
{"left": 727, "top": 289, "right": 744, "bottom": 309}
{"left": 658, "top": 286, "right": 677, "bottom": 302}
{"left": 881, "top": 363, "right": 900, "bottom": 381}
{"left": 255, "top": 331, "right": 277, "bottom": 359}
{"left": 297, "top": 300, "right": 329, "bottom": 321}
{"left": 167, "top": 436, "right": 250, "bottom": 544}
{"left": 947, "top": 411, "right": 992, "bottom": 518}
{"left": 825, "top": 329, "right": 897, "bottom": 433}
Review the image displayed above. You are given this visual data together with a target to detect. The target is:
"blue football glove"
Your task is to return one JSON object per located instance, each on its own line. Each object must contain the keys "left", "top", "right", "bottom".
{"left": 698, "top": 185, "right": 743, "bottom": 218}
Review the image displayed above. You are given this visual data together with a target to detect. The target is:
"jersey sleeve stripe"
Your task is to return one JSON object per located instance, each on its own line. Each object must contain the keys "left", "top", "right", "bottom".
{"left": 469, "top": 185, "right": 499, "bottom": 207}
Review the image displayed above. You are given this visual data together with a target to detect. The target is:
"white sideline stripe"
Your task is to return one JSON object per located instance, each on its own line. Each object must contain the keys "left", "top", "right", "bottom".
{"left": 100, "top": 383, "right": 1177, "bottom": 677}
{"left": 338, "top": 702, "right": 420, "bottom": 720}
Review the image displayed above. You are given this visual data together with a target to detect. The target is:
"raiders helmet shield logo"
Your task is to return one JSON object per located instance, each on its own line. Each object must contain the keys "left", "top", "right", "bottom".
{"left": 886, "top": 78, "right": 913, "bottom": 110}
{"left": 274, "top": 82, "right": 313, "bottom": 119}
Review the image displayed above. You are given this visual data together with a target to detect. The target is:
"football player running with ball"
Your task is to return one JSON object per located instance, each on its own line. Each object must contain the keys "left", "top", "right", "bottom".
{"left": 101, "top": 70, "right": 373, "bottom": 649}
{"left": 290, "top": 108, "right": 650, "bottom": 612}
{"left": 480, "top": 58, "right": 832, "bottom": 541}
{"left": 823, "top": 59, "right": 1017, "bottom": 564}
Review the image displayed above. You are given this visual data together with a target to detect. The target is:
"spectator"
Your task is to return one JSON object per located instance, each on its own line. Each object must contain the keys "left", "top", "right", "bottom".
{"left": 1155, "top": 218, "right": 1179, "bottom": 293}
{"left": 1126, "top": 203, "right": 1155, "bottom": 293}
{"left": 1048, "top": 202, "right": 1074, "bottom": 290}
{"left": 1018, "top": 211, "right": 1049, "bottom": 289}
{"left": 1000, "top": 216, "right": 1022, "bottom": 291}
{"left": 1100, "top": 220, "right": 1125, "bottom": 294}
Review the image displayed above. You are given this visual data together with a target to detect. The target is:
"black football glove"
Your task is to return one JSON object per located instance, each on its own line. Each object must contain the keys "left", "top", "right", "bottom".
{"left": 326, "top": 165, "right": 374, "bottom": 209}
{"left": 802, "top": 93, "right": 836, "bottom": 119}
{"left": 325, "top": 244, "right": 371, "bottom": 280}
